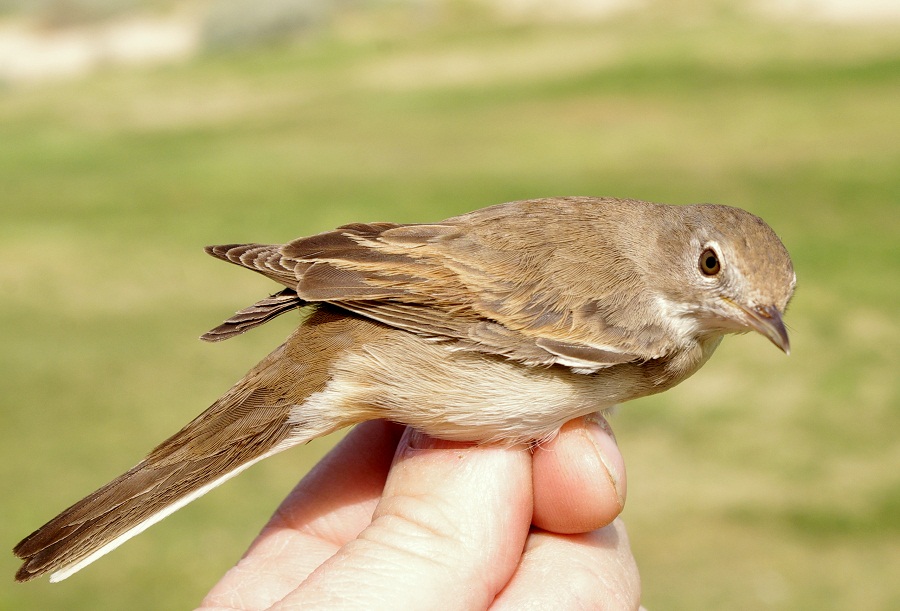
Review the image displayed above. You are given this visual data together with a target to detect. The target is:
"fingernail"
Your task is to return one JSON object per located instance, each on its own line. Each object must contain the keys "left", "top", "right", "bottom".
{"left": 405, "top": 428, "right": 434, "bottom": 450}
{"left": 584, "top": 412, "right": 627, "bottom": 507}
{"left": 401, "top": 428, "right": 472, "bottom": 452}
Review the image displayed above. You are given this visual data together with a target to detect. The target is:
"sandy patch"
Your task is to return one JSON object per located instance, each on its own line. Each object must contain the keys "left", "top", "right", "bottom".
{"left": 0, "top": 12, "right": 200, "bottom": 85}
{"left": 756, "top": 0, "right": 900, "bottom": 22}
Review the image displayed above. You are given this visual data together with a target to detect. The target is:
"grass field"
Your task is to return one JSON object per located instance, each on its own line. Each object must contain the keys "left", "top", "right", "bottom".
{"left": 2, "top": 4, "right": 899, "bottom": 609}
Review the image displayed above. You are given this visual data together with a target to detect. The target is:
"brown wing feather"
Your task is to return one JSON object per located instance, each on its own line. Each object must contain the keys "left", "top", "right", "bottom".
{"left": 201, "top": 288, "right": 304, "bottom": 342}
{"left": 205, "top": 243, "right": 300, "bottom": 288}
{"left": 204, "top": 198, "right": 679, "bottom": 368}
{"left": 281, "top": 217, "right": 658, "bottom": 367}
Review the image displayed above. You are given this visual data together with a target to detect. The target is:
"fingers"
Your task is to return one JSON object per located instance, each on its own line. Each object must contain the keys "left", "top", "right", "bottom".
{"left": 491, "top": 519, "right": 641, "bottom": 611}
{"left": 271, "top": 420, "right": 406, "bottom": 548}
{"left": 276, "top": 429, "right": 533, "bottom": 610}
{"left": 201, "top": 414, "right": 633, "bottom": 610}
{"left": 532, "top": 413, "right": 627, "bottom": 534}
{"left": 199, "top": 420, "right": 405, "bottom": 610}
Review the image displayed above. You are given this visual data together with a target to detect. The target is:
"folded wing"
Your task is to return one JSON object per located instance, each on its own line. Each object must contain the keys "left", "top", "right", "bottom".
{"left": 204, "top": 206, "right": 674, "bottom": 370}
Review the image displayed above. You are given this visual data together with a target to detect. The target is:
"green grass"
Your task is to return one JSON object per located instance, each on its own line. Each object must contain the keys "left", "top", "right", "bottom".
{"left": 2, "top": 6, "right": 899, "bottom": 609}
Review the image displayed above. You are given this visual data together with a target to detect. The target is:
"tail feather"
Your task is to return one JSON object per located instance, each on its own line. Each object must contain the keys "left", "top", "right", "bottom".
{"left": 16, "top": 445, "right": 283, "bottom": 582}
{"left": 13, "top": 398, "right": 297, "bottom": 582}
{"left": 13, "top": 307, "right": 356, "bottom": 582}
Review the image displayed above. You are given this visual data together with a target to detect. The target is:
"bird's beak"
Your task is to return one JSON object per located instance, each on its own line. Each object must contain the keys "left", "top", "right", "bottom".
{"left": 739, "top": 303, "right": 791, "bottom": 355}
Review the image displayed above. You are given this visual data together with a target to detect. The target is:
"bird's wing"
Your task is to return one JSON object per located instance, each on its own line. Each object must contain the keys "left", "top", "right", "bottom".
{"left": 207, "top": 214, "right": 674, "bottom": 370}
{"left": 200, "top": 288, "right": 305, "bottom": 342}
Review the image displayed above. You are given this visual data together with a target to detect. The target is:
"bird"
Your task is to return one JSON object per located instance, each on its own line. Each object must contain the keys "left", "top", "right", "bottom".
{"left": 13, "top": 196, "right": 796, "bottom": 583}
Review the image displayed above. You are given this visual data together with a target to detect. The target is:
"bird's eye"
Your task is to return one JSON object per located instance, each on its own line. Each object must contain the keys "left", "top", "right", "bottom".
{"left": 699, "top": 248, "right": 721, "bottom": 276}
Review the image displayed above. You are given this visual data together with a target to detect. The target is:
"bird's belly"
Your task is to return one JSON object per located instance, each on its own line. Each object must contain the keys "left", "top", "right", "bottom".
{"left": 293, "top": 329, "right": 650, "bottom": 445}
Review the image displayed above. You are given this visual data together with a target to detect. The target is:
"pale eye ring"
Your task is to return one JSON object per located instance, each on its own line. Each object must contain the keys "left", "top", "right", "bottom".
{"left": 699, "top": 248, "right": 721, "bottom": 276}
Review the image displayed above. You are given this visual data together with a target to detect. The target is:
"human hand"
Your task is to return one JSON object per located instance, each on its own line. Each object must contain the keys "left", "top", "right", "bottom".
{"left": 199, "top": 414, "right": 641, "bottom": 610}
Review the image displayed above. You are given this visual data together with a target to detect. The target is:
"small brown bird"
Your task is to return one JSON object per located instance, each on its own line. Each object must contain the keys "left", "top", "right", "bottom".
{"left": 14, "top": 196, "right": 795, "bottom": 582}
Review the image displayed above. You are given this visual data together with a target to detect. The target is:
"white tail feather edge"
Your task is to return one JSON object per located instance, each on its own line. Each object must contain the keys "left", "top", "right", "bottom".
{"left": 49, "top": 443, "right": 293, "bottom": 583}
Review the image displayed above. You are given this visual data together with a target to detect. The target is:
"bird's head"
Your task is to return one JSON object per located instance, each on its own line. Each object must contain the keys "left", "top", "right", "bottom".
{"left": 653, "top": 204, "right": 796, "bottom": 353}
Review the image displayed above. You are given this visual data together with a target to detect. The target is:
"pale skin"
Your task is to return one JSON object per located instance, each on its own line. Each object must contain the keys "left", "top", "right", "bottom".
{"left": 199, "top": 414, "right": 642, "bottom": 610}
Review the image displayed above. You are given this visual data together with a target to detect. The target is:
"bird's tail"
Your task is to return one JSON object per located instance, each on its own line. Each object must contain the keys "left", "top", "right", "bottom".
{"left": 13, "top": 307, "right": 354, "bottom": 582}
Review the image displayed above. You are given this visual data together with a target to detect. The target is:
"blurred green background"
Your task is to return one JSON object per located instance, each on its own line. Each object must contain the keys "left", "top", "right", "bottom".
{"left": 2, "top": 0, "right": 898, "bottom": 608}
